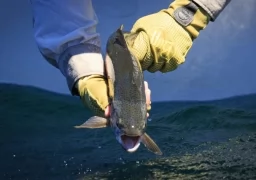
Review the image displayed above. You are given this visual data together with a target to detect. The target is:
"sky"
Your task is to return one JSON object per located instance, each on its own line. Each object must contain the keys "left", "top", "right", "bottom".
{"left": 0, "top": 0, "right": 256, "bottom": 102}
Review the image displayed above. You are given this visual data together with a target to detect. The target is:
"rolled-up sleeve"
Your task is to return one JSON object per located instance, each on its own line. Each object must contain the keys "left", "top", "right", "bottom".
{"left": 30, "top": 0, "right": 104, "bottom": 94}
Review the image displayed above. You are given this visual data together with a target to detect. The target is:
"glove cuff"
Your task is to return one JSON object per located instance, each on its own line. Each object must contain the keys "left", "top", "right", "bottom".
{"left": 166, "top": 0, "right": 211, "bottom": 39}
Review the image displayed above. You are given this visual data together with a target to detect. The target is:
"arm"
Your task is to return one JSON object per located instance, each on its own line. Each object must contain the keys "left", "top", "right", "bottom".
{"left": 193, "top": 0, "right": 231, "bottom": 21}
{"left": 30, "top": 0, "right": 104, "bottom": 94}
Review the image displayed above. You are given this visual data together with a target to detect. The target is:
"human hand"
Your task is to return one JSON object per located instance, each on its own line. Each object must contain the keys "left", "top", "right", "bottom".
{"left": 123, "top": 0, "right": 210, "bottom": 73}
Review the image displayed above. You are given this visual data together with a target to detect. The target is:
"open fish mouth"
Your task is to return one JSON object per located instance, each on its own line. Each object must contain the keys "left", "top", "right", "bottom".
{"left": 120, "top": 135, "right": 141, "bottom": 153}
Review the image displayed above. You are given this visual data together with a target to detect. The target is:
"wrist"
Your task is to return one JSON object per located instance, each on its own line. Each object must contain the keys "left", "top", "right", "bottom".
{"left": 192, "top": 0, "right": 231, "bottom": 21}
{"left": 166, "top": 0, "right": 211, "bottom": 39}
{"left": 58, "top": 43, "right": 104, "bottom": 95}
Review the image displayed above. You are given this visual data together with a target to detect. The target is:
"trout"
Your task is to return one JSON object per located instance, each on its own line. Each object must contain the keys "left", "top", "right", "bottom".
{"left": 75, "top": 26, "right": 162, "bottom": 155}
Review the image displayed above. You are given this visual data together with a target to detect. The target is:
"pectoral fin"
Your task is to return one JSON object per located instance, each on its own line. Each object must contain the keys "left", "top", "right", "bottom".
{"left": 74, "top": 116, "right": 109, "bottom": 129}
{"left": 141, "top": 133, "right": 163, "bottom": 155}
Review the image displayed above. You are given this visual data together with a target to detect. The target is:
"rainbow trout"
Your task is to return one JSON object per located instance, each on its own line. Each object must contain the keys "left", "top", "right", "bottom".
{"left": 75, "top": 26, "right": 162, "bottom": 155}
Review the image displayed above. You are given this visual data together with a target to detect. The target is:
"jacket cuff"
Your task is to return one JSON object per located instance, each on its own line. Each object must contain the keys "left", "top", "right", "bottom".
{"left": 192, "top": 0, "right": 231, "bottom": 21}
{"left": 58, "top": 43, "right": 104, "bottom": 95}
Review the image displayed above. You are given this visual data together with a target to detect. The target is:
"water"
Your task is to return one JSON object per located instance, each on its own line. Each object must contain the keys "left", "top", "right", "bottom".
{"left": 0, "top": 83, "right": 256, "bottom": 179}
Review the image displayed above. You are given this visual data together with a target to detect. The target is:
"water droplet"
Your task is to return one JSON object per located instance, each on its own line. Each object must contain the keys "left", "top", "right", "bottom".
{"left": 13, "top": 155, "right": 16, "bottom": 157}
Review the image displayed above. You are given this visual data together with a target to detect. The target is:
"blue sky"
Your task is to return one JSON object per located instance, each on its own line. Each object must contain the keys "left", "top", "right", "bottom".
{"left": 0, "top": 0, "right": 256, "bottom": 102}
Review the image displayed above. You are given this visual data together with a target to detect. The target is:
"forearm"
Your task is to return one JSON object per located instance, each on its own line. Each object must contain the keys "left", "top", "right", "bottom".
{"left": 30, "top": 0, "right": 104, "bottom": 94}
{"left": 192, "top": 0, "right": 231, "bottom": 21}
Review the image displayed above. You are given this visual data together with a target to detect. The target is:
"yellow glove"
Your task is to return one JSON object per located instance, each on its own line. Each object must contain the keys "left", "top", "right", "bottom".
{"left": 75, "top": 75, "right": 110, "bottom": 117}
{"left": 124, "top": 0, "right": 211, "bottom": 73}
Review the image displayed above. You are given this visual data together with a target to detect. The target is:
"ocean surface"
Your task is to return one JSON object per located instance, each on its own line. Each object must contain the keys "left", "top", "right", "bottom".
{"left": 0, "top": 83, "right": 256, "bottom": 180}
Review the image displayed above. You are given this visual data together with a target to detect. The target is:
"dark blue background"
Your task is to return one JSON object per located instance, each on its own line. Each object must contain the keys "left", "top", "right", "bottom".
{"left": 0, "top": 0, "right": 255, "bottom": 102}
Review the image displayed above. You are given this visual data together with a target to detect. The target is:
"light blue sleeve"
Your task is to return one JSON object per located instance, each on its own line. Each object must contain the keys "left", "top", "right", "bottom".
{"left": 193, "top": 0, "right": 231, "bottom": 21}
{"left": 30, "top": 0, "right": 104, "bottom": 94}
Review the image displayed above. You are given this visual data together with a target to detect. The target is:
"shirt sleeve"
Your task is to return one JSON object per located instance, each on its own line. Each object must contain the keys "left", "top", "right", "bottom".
{"left": 30, "top": 0, "right": 104, "bottom": 94}
{"left": 192, "top": 0, "right": 231, "bottom": 21}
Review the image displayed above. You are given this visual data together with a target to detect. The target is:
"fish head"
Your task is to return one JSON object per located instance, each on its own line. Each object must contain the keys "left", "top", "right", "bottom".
{"left": 110, "top": 101, "right": 148, "bottom": 153}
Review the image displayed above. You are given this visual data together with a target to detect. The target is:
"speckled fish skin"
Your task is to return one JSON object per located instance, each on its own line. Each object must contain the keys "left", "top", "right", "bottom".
{"left": 74, "top": 26, "right": 162, "bottom": 155}
{"left": 106, "top": 26, "right": 147, "bottom": 137}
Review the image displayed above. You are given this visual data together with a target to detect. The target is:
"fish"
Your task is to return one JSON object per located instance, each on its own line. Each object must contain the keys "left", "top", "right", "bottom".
{"left": 74, "top": 25, "right": 162, "bottom": 156}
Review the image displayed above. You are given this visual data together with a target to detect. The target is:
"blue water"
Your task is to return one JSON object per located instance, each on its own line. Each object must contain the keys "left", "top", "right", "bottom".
{"left": 0, "top": 83, "right": 256, "bottom": 179}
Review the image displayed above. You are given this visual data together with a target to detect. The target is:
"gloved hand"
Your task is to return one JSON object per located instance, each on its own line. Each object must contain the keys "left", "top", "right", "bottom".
{"left": 75, "top": 75, "right": 110, "bottom": 117}
{"left": 75, "top": 75, "right": 151, "bottom": 117}
{"left": 123, "top": 0, "right": 211, "bottom": 73}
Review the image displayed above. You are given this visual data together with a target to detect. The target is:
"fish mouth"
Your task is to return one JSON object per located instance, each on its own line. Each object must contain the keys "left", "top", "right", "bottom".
{"left": 119, "top": 135, "right": 141, "bottom": 153}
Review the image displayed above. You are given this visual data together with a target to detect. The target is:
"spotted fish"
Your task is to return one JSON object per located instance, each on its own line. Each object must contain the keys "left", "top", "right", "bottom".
{"left": 75, "top": 25, "right": 162, "bottom": 155}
